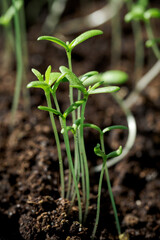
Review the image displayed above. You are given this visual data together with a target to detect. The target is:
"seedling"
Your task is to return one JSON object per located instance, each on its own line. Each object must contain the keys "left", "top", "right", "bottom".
{"left": 27, "top": 30, "right": 128, "bottom": 238}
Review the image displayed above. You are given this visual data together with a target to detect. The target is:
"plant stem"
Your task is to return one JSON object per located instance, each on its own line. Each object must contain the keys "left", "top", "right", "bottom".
{"left": 80, "top": 100, "right": 90, "bottom": 221}
{"left": 62, "top": 118, "right": 82, "bottom": 222}
{"left": 91, "top": 158, "right": 107, "bottom": 239}
{"left": 45, "top": 92, "right": 65, "bottom": 199}
{"left": 11, "top": 0, "right": 23, "bottom": 127}
{"left": 100, "top": 134, "right": 121, "bottom": 236}
{"left": 145, "top": 20, "right": 160, "bottom": 60}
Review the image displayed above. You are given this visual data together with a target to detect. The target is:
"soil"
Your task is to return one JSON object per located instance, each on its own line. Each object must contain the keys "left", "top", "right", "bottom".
{"left": 0, "top": 1, "right": 160, "bottom": 240}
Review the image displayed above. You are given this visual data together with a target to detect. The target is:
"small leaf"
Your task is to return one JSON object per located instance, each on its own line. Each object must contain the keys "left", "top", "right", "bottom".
{"left": 52, "top": 73, "right": 67, "bottom": 94}
{"left": 89, "top": 86, "right": 120, "bottom": 95}
{"left": 124, "top": 6, "right": 145, "bottom": 22}
{"left": 89, "top": 81, "right": 104, "bottom": 91}
{"left": 38, "top": 106, "right": 63, "bottom": 117}
{"left": 107, "top": 146, "right": 122, "bottom": 159}
{"left": 145, "top": 38, "right": 160, "bottom": 48}
{"left": 45, "top": 65, "right": 51, "bottom": 84}
{"left": 32, "top": 69, "right": 44, "bottom": 81}
{"left": 103, "top": 125, "right": 128, "bottom": 134}
{"left": 83, "top": 74, "right": 101, "bottom": 87}
{"left": 144, "top": 8, "right": 160, "bottom": 20}
{"left": 101, "top": 70, "right": 128, "bottom": 85}
{"left": 38, "top": 36, "right": 69, "bottom": 51}
{"left": 80, "top": 71, "right": 99, "bottom": 82}
{"left": 49, "top": 72, "right": 61, "bottom": 86}
{"left": 63, "top": 99, "right": 86, "bottom": 118}
{"left": 27, "top": 81, "right": 49, "bottom": 91}
{"left": 94, "top": 144, "right": 106, "bottom": 158}
{"left": 69, "top": 30, "right": 103, "bottom": 50}
{"left": 60, "top": 66, "right": 86, "bottom": 93}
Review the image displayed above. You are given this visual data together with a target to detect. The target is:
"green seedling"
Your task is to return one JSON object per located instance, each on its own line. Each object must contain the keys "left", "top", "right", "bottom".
{"left": 27, "top": 30, "right": 128, "bottom": 238}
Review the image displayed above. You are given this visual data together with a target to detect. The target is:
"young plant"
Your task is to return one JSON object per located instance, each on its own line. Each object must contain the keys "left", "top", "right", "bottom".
{"left": 27, "top": 30, "right": 128, "bottom": 238}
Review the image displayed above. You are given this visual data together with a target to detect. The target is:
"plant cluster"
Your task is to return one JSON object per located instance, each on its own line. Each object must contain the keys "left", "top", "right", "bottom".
{"left": 27, "top": 30, "right": 128, "bottom": 239}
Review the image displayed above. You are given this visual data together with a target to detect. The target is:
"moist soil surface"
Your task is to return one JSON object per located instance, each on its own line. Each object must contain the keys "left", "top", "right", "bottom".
{"left": 0, "top": 2, "right": 160, "bottom": 240}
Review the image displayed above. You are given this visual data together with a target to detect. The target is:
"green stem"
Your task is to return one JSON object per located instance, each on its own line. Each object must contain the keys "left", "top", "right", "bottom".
{"left": 91, "top": 158, "right": 107, "bottom": 239}
{"left": 62, "top": 118, "right": 82, "bottom": 222}
{"left": 80, "top": 100, "right": 90, "bottom": 221}
{"left": 145, "top": 20, "right": 160, "bottom": 60}
{"left": 45, "top": 92, "right": 65, "bottom": 199}
{"left": 11, "top": 0, "right": 23, "bottom": 126}
{"left": 100, "top": 133, "right": 121, "bottom": 236}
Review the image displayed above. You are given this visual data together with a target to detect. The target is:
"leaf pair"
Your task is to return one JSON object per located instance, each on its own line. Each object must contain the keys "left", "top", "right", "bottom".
{"left": 94, "top": 144, "right": 122, "bottom": 160}
{"left": 38, "top": 30, "right": 103, "bottom": 53}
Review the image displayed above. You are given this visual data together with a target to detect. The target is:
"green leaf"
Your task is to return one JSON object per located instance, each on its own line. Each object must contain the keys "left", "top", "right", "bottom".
{"left": 103, "top": 125, "right": 128, "bottom": 134}
{"left": 107, "top": 146, "right": 122, "bottom": 159}
{"left": 124, "top": 6, "right": 145, "bottom": 22}
{"left": 94, "top": 144, "right": 106, "bottom": 158}
{"left": 37, "top": 36, "right": 69, "bottom": 51}
{"left": 89, "top": 81, "right": 104, "bottom": 91}
{"left": 101, "top": 70, "right": 128, "bottom": 85}
{"left": 32, "top": 69, "right": 44, "bottom": 81}
{"left": 83, "top": 123, "right": 102, "bottom": 134}
{"left": 146, "top": 38, "right": 160, "bottom": 48}
{"left": 89, "top": 86, "right": 120, "bottom": 95}
{"left": 38, "top": 106, "right": 63, "bottom": 117}
{"left": 69, "top": 30, "right": 103, "bottom": 50}
{"left": 83, "top": 74, "right": 101, "bottom": 87}
{"left": 52, "top": 73, "right": 67, "bottom": 94}
{"left": 45, "top": 65, "right": 51, "bottom": 84}
{"left": 63, "top": 98, "right": 86, "bottom": 118}
{"left": 27, "top": 81, "right": 49, "bottom": 91}
{"left": 144, "top": 8, "right": 160, "bottom": 20}
{"left": 80, "top": 71, "right": 99, "bottom": 82}
{"left": 49, "top": 72, "right": 61, "bottom": 86}
{"left": 60, "top": 66, "right": 87, "bottom": 93}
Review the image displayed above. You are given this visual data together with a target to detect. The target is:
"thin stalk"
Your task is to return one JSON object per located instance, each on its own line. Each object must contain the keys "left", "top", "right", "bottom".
{"left": 104, "top": 160, "right": 121, "bottom": 235}
{"left": 45, "top": 92, "right": 65, "bottom": 199}
{"left": 145, "top": 20, "right": 160, "bottom": 60}
{"left": 110, "top": 0, "right": 122, "bottom": 66}
{"left": 100, "top": 133, "right": 121, "bottom": 236}
{"left": 62, "top": 118, "right": 82, "bottom": 222}
{"left": 91, "top": 158, "right": 107, "bottom": 239}
{"left": 11, "top": 0, "right": 23, "bottom": 126}
{"left": 80, "top": 100, "right": 90, "bottom": 221}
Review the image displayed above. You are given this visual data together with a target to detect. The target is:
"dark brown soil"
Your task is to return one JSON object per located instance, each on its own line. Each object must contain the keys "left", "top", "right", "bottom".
{"left": 0, "top": 2, "right": 160, "bottom": 240}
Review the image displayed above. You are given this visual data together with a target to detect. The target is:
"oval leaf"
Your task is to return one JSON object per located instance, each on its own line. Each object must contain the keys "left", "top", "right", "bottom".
{"left": 80, "top": 71, "right": 99, "bottom": 82}
{"left": 89, "top": 86, "right": 120, "bottom": 95}
{"left": 38, "top": 36, "right": 69, "bottom": 51}
{"left": 101, "top": 70, "right": 128, "bottom": 85}
{"left": 32, "top": 69, "right": 44, "bottom": 81}
{"left": 107, "top": 146, "right": 122, "bottom": 159}
{"left": 27, "top": 81, "right": 49, "bottom": 90}
{"left": 60, "top": 66, "right": 86, "bottom": 93}
{"left": 144, "top": 8, "right": 160, "bottom": 20}
{"left": 69, "top": 30, "right": 103, "bottom": 50}
{"left": 45, "top": 65, "right": 51, "bottom": 84}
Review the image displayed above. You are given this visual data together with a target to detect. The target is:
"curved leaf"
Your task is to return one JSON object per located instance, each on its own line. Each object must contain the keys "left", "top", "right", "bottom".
{"left": 88, "top": 86, "right": 120, "bottom": 95}
{"left": 45, "top": 65, "right": 51, "bottom": 84}
{"left": 27, "top": 81, "right": 49, "bottom": 91}
{"left": 63, "top": 98, "right": 86, "bottom": 118}
{"left": 37, "top": 36, "right": 69, "bottom": 51}
{"left": 60, "top": 66, "right": 86, "bottom": 93}
{"left": 69, "top": 30, "right": 103, "bottom": 50}
{"left": 80, "top": 71, "right": 99, "bottom": 82}
{"left": 83, "top": 123, "right": 102, "bottom": 134}
{"left": 94, "top": 144, "right": 106, "bottom": 159}
{"left": 32, "top": 68, "right": 44, "bottom": 81}
{"left": 107, "top": 146, "right": 122, "bottom": 159}
{"left": 38, "top": 106, "right": 63, "bottom": 117}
